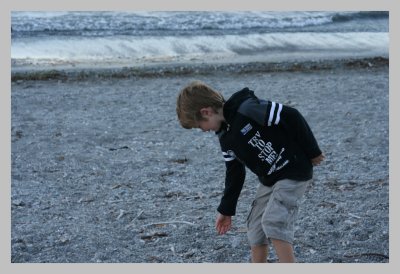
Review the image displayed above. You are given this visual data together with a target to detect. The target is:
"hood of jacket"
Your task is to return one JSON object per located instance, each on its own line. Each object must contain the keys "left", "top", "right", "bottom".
{"left": 223, "top": 87, "right": 258, "bottom": 124}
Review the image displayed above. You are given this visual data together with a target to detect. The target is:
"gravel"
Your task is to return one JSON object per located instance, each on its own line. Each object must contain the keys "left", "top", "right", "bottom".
{"left": 11, "top": 64, "right": 388, "bottom": 263}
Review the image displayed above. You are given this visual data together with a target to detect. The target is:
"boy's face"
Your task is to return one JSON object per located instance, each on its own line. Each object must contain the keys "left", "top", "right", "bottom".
{"left": 197, "top": 107, "right": 224, "bottom": 132}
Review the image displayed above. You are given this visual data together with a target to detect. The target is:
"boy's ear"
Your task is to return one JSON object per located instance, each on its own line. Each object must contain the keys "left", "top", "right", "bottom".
{"left": 199, "top": 107, "right": 212, "bottom": 118}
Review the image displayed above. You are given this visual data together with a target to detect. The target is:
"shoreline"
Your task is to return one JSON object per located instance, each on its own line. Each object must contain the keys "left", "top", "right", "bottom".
{"left": 11, "top": 56, "right": 389, "bottom": 82}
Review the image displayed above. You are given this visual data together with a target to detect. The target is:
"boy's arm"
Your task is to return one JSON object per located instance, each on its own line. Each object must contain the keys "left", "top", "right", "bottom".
{"left": 239, "top": 98, "right": 322, "bottom": 159}
{"left": 276, "top": 105, "right": 322, "bottom": 159}
{"left": 217, "top": 155, "right": 246, "bottom": 216}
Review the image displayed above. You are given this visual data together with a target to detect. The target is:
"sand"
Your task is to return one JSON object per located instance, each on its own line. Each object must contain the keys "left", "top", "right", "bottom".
{"left": 11, "top": 60, "right": 389, "bottom": 263}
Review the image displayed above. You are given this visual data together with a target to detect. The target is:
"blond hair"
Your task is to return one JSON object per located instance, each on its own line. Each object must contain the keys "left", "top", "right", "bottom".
{"left": 176, "top": 81, "right": 225, "bottom": 129}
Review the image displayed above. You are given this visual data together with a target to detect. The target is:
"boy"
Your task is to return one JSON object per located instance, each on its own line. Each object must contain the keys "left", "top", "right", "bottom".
{"left": 176, "top": 81, "right": 324, "bottom": 263}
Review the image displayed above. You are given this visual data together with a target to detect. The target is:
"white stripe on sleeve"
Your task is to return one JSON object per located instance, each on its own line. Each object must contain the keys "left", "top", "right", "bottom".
{"left": 274, "top": 103, "right": 283, "bottom": 125}
{"left": 223, "top": 156, "right": 235, "bottom": 162}
{"left": 268, "top": 101, "right": 276, "bottom": 126}
{"left": 222, "top": 151, "right": 235, "bottom": 162}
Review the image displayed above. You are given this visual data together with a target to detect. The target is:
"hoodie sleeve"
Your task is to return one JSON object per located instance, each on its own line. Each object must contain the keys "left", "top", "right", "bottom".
{"left": 239, "top": 98, "right": 322, "bottom": 159}
{"left": 276, "top": 104, "right": 322, "bottom": 159}
{"left": 217, "top": 146, "right": 246, "bottom": 216}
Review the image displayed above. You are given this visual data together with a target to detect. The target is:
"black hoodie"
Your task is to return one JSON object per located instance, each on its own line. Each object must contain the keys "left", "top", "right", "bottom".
{"left": 216, "top": 88, "right": 322, "bottom": 216}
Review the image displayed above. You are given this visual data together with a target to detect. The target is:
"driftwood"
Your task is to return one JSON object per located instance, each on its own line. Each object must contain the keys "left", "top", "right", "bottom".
{"left": 142, "top": 221, "right": 195, "bottom": 227}
{"left": 344, "top": 253, "right": 389, "bottom": 259}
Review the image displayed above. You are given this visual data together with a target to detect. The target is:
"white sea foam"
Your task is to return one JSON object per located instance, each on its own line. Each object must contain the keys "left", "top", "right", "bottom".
{"left": 11, "top": 32, "right": 389, "bottom": 68}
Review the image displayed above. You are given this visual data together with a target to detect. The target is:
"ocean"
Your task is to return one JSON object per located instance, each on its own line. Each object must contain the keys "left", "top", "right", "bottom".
{"left": 11, "top": 11, "right": 389, "bottom": 71}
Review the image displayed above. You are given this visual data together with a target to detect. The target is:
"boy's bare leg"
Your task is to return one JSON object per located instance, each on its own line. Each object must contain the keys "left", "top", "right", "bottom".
{"left": 251, "top": 244, "right": 268, "bottom": 263}
{"left": 271, "top": 239, "right": 295, "bottom": 263}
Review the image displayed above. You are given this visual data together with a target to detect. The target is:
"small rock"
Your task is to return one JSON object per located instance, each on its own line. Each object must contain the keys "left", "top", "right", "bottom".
{"left": 344, "top": 219, "right": 357, "bottom": 225}
{"left": 15, "top": 131, "right": 23, "bottom": 139}
{"left": 58, "top": 236, "right": 70, "bottom": 245}
{"left": 12, "top": 200, "right": 25, "bottom": 207}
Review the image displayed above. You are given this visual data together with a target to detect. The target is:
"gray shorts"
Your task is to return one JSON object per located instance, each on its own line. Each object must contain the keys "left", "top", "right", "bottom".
{"left": 246, "top": 178, "right": 310, "bottom": 246}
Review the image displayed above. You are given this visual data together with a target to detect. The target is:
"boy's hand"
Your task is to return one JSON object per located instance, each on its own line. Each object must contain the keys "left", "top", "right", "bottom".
{"left": 215, "top": 213, "right": 232, "bottom": 235}
{"left": 311, "top": 153, "right": 325, "bottom": 166}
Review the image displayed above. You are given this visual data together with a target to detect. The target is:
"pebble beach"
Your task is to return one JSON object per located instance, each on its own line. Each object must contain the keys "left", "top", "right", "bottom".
{"left": 11, "top": 57, "right": 389, "bottom": 263}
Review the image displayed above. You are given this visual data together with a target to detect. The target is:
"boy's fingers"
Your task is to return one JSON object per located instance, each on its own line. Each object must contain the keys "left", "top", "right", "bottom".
{"left": 222, "top": 225, "right": 228, "bottom": 233}
{"left": 216, "top": 224, "right": 227, "bottom": 235}
{"left": 216, "top": 223, "right": 223, "bottom": 234}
